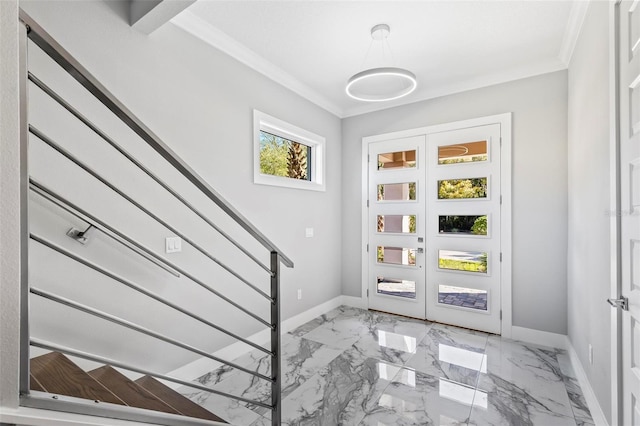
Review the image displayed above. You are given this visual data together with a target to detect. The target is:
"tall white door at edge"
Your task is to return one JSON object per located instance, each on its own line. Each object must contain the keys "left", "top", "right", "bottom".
{"left": 367, "top": 124, "right": 502, "bottom": 334}
{"left": 368, "top": 136, "right": 427, "bottom": 319}
{"left": 426, "top": 124, "right": 501, "bottom": 334}
{"left": 617, "top": 2, "right": 640, "bottom": 424}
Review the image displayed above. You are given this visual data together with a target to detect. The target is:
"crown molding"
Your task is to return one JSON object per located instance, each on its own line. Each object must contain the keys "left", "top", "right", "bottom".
{"left": 172, "top": 8, "right": 576, "bottom": 119}
{"left": 558, "top": 0, "right": 590, "bottom": 66}
{"left": 170, "top": 10, "right": 343, "bottom": 118}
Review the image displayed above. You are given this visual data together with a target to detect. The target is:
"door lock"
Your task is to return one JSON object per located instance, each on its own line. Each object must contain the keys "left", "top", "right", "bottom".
{"left": 607, "top": 297, "right": 629, "bottom": 311}
{"left": 417, "top": 248, "right": 424, "bottom": 254}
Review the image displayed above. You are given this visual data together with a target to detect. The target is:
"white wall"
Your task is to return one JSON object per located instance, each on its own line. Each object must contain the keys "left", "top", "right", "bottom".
{"left": 0, "top": 0, "right": 22, "bottom": 411}
{"left": 342, "top": 71, "right": 569, "bottom": 334}
{"left": 18, "top": 0, "right": 342, "bottom": 375}
{"left": 567, "top": 1, "right": 612, "bottom": 422}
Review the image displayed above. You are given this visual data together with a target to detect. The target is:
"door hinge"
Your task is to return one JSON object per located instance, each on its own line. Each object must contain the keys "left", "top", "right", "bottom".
{"left": 367, "top": 289, "right": 369, "bottom": 297}
{"left": 500, "top": 252, "right": 503, "bottom": 262}
{"left": 367, "top": 154, "right": 370, "bottom": 163}
{"left": 367, "top": 200, "right": 369, "bottom": 208}
{"left": 366, "top": 244, "right": 369, "bottom": 252}
{"left": 500, "top": 310, "right": 502, "bottom": 320}
{"left": 500, "top": 195, "right": 503, "bottom": 205}
{"left": 500, "top": 137, "right": 502, "bottom": 146}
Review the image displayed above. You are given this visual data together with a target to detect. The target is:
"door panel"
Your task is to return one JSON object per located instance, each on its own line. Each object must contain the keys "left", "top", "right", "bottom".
{"left": 619, "top": 2, "right": 640, "bottom": 424}
{"left": 368, "top": 136, "right": 426, "bottom": 319}
{"left": 426, "top": 125, "right": 502, "bottom": 334}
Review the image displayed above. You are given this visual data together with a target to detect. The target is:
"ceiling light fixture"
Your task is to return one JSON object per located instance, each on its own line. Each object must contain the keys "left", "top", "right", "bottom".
{"left": 346, "top": 24, "right": 417, "bottom": 102}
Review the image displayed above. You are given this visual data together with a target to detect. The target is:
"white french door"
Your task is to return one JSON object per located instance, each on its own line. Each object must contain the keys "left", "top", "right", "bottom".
{"left": 616, "top": 2, "right": 640, "bottom": 424}
{"left": 368, "top": 136, "right": 427, "bottom": 319}
{"left": 365, "top": 117, "right": 507, "bottom": 334}
{"left": 426, "top": 124, "right": 502, "bottom": 334}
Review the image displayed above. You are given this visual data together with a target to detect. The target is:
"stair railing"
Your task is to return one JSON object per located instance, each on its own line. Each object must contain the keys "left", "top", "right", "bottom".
{"left": 19, "top": 10, "right": 290, "bottom": 426}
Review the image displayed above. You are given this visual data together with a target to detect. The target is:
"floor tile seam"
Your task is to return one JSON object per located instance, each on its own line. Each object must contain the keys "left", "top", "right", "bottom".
{"left": 363, "top": 365, "right": 415, "bottom": 424}
{"left": 394, "top": 364, "right": 482, "bottom": 395}
{"left": 374, "top": 352, "right": 414, "bottom": 371}
{"left": 206, "top": 360, "right": 271, "bottom": 390}
{"left": 464, "top": 385, "right": 482, "bottom": 426}
{"left": 478, "top": 374, "right": 579, "bottom": 421}
{"left": 559, "top": 373, "right": 592, "bottom": 424}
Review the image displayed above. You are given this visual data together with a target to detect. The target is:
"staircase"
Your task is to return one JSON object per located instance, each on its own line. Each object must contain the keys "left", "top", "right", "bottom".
{"left": 19, "top": 9, "right": 291, "bottom": 426}
{"left": 30, "top": 352, "right": 226, "bottom": 423}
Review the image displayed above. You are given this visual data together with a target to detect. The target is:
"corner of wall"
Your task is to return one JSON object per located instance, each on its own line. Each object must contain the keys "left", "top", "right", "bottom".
{"left": 0, "top": 0, "right": 23, "bottom": 411}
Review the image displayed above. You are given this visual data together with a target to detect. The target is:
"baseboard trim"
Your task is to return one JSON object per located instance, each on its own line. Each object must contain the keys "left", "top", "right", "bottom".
{"left": 566, "top": 340, "right": 609, "bottom": 426}
{"left": 167, "top": 295, "right": 347, "bottom": 383}
{"left": 0, "top": 406, "right": 210, "bottom": 426}
{"left": 340, "top": 295, "right": 367, "bottom": 309}
{"left": 510, "top": 326, "right": 568, "bottom": 349}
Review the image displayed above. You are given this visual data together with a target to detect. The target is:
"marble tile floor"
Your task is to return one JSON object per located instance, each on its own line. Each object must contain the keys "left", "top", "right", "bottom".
{"left": 179, "top": 306, "right": 594, "bottom": 425}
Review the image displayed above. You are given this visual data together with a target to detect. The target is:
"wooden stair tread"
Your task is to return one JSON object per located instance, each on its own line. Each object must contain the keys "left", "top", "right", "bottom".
{"left": 30, "top": 352, "right": 124, "bottom": 405}
{"left": 88, "top": 366, "right": 179, "bottom": 415}
{"left": 30, "top": 373, "right": 46, "bottom": 392}
{"left": 135, "top": 375, "right": 226, "bottom": 423}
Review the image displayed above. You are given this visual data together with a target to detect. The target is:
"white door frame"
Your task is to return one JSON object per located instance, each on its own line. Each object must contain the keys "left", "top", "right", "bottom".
{"left": 610, "top": 2, "right": 622, "bottom": 424}
{"left": 360, "top": 113, "right": 513, "bottom": 337}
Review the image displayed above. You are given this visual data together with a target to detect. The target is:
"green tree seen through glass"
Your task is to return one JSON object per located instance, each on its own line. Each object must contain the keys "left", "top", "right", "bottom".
{"left": 259, "top": 131, "right": 310, "bottom": 181}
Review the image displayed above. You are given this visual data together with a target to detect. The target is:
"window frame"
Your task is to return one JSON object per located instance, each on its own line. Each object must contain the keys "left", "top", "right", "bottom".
{"left": 253, "top": 110, "right": 326, "bottom": 191}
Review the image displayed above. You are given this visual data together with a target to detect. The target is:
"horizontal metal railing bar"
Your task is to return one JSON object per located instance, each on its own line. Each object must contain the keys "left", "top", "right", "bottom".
{"left": 30, "top": 125, "right": 274, "bottom": 325}
{"left": 30, "top": 233, "right": 273, "bottom": 357}
{"left": 30, "top": 181, "right": 180, "bottom": 279}
{"left": 21, "top": 10, "right": 293, "bottom": 269}
{"left": 30, "top": 338, "right": 273, "bottom": 410}
{"left": 21, "top": 392, "right": 224, "bottom": 426}
{"left": 28, "top": 71, "right": 273, "bottom": 278}
{"left": 30, "top": 287, "right": 273, "bottom": 383}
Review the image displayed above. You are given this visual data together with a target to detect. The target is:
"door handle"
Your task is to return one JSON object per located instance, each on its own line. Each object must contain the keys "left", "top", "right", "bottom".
{"left": 607, "top": 297, "right": 629, "bottom": 311}
{"left": 417, "top": 248, "right": 424, "bottom": 254}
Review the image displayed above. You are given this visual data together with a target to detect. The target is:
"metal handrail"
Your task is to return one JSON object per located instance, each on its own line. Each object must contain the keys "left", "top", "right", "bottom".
{"left": 30, "top": 233, "right": 272, "bottom": 356}
{"left": 20, "top": 8, "right": 286, "bottom": 425}
{"left": 30, "top": 287, "right": 272, "bottom": 383}
{"left": 30, "top": 180, "right": 181, "bottom": 279}
{"left": 31, "top": 176, "right": 271, "bottom": 303}
{"left": 30, "top": 338, "right": 272, "bottom": 410}
{"left": 28, "top": 71, "right": 273, "bottom": 276}
{"left": 30, "top": 125, "right": 272, "bottom": 304}
{"left": 21, "top": 10, "right": 293, "bottom": 268}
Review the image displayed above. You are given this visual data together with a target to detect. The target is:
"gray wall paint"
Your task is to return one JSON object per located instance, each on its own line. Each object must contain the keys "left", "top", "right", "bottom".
{"left": 20, "top": 0, "right": 342, "bottom": 374}
{"left": 0, "top": 0, "right": 22, "bottom": 409}
{"left": 567, "top": 2, "right": 611, "bottom": 421}
{"left": 342, "top": 71, "right": 569, "bottom": 334}
{"left": 129, "top": 0, "right": 163, "bottom": 25}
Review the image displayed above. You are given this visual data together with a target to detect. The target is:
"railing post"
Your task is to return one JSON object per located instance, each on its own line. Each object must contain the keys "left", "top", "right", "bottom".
{"left": 18, "top": 17, "right": 31, "bottom": 397}
{"left": 270, "top": 251, "right": 281, "bottom": 426}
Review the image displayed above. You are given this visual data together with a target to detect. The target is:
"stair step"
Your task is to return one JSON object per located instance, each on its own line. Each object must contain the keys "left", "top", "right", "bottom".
{"left": 30, "top": 373, "right": 46, "bottom": 392}
{"left": 135, "top": 375, "right": 226, "bottom": 423}
{"left": 30, "top": 352, "right": 125, "bottom": 405}
{"left": 88, "top": 366, "right": 179, "bottom": 415}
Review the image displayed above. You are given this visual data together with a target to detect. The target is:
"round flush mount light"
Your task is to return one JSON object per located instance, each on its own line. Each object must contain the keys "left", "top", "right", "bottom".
{"left": 346, "top": 24, "right": 417, "bottom": 102}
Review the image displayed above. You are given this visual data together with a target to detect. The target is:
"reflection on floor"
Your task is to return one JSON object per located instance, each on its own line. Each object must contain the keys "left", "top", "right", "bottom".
{"left": 180, "top": 306, "right": 594, "bottom": 425}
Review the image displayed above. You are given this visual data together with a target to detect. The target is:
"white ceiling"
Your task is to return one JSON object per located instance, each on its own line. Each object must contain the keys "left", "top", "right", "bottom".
{"left": 171, "top": 1, "right": 588, "bottom": 118}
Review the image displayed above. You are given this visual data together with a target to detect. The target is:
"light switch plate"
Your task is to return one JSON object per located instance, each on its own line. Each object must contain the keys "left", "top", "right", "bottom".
{"left": 165, "top": 236, "right": 182, "bottom": 253}
{"left": 305, "top": 227, "right": 314, "bottom": 238}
